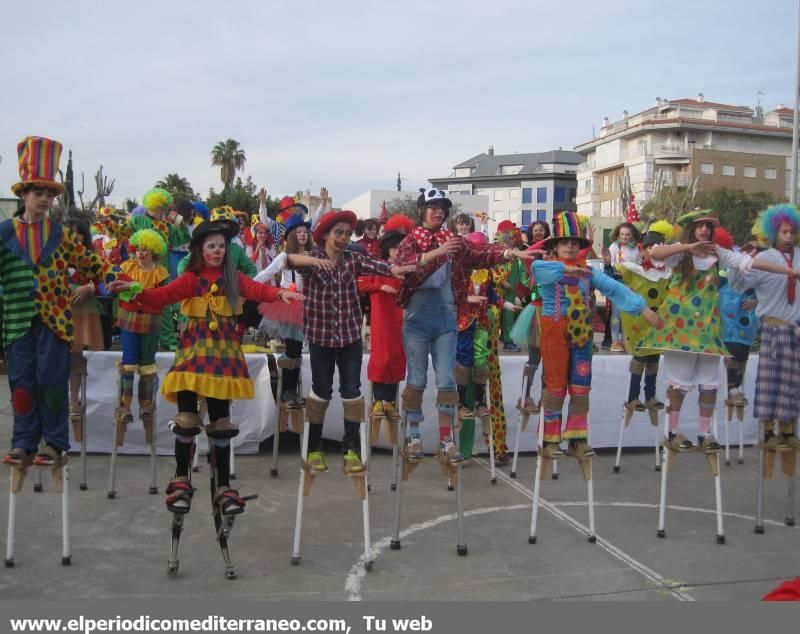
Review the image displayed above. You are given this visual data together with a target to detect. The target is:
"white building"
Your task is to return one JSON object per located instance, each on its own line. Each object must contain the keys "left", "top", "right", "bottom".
{"left": 575, "top": 95, "right": 796, "bottom": 218}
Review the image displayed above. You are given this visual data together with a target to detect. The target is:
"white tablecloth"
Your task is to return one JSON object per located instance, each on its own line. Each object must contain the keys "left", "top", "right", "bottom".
{"left": 81, "top": 351, "right": 758, "bottom": 455}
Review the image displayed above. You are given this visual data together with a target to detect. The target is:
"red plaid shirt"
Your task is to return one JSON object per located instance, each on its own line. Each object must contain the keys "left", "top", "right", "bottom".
{"left": 298, "top": 247, "right": 392, "bottom": 347}
{"left": 395, "top": 233, "right": 507, "bottom": 308}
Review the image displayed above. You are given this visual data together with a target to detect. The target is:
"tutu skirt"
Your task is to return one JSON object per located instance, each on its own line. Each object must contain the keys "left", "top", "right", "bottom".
{"left": 258, "top": 299, "right": 304, "bottom": 341}
{"left": 509, "top": 302, "right": 541, "bottom": 347}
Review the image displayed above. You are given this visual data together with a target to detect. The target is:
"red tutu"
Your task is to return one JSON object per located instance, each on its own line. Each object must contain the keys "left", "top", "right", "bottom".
{"left": 258, "top": 299, "right": 304, "bottom": 341}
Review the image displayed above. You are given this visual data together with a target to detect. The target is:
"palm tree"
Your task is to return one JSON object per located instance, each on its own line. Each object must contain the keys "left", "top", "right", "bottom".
{"left": 155, "top": 173, "right": 196, "bottom": 200}
{"left": 210, "top": 139, "right": 246, "bottom": 189}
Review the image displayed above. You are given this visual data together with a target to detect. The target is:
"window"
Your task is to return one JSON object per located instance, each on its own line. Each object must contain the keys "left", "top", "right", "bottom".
{"left": 638, "top": 139, "right": 648, "bottom": 155}
{"left": 509, "top": 189, "right": 520, "bottom": 199}
{"left": 569, "top": 188, "right": 577, "bottom": 203}
{"left": 554, "top": 187, "right": 567, "bottom": 203}
{"left": 521, "top": 210, "right": 532, "bottom": 226}
{"left": 700, "top": 163, "right": 714, "bottom": 175}
{"left": 494, "top": 189, "right": 505, "bottom": 201}
{"left": 537, "top": 210, "right": 547, "bottom": 222}
{"left": 744, "top": 166, "right": 756, "bottom": 178}
{"left": 522, "top": 187, "right": 532, "bottom": 204}
{"left": 765, "top": 168, "right": 778, "bottom": 180}
{"left": 536, "top": 187, "right": 547, "bottom": 203}
{"left": 500, "top": 164, "right": 523, "bottom": 175}
{"left": 603, "top": 175, "right": 609, "bottom": 192}
{"left": 722, "top": 165, "right": 735, "bottom": 176}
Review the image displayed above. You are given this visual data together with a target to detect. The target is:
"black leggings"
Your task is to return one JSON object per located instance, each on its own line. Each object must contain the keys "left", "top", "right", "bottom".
{"left": 373, "top": 382, "right": 398, "bottom": 403}
{"left": 177, "top": 391, "right": 230, "bottom": 421}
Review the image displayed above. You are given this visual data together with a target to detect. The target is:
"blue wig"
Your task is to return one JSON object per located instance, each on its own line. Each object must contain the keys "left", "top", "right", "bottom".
{"left": 192, "top": 201, "right": 210, "bottom": 221}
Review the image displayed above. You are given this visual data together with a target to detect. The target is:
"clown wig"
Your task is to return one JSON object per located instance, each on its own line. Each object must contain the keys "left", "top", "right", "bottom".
{"left": 142, "top": 187, "right": 174, "bottom": 212}
{"left": 713, "top": 226, "right": 734, "bottom": 250}
{"left": 757, "top": 203, "right": 800, "bottom": 246}
{"left": 130, "top": 229, "right": 167, "bottom": 258}
{"left": 648, "top": 220, "right": 675, "bottom": 242}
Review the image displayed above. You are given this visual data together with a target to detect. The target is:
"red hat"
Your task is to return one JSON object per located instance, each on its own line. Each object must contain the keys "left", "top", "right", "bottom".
{"left": 496, "top": 220, "right": 516, "bottom": 233}
{"left": 384, "top": 214, "right": 415, "bottom": 235}
{"left": 312, "top": 210, "right": 358, "bottom": 245}
{"left": 467, "top": 231, "right": 488, "bottom": 246}
{"left": 280, "top": 196, "right": 309, "bottom": 215}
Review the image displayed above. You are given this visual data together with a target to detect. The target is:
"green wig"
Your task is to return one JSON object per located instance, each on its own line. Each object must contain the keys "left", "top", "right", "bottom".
{"left": 131, "top": 229, "right": 167, "bottom": 258}
{"left": 142, "top": 187, "right": 174, "bottom": 212}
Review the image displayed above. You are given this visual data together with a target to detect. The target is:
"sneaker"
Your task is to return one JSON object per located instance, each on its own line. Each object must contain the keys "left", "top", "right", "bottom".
{"left": 382, "top": 401, "right": 400, "bottom": 420}
{"left": 306, "top": 451, "right": 329, "bottom": 472}
{"left": 33, "top": 445, "right": 67, "bottom": 467}
{"left": 503, "top": 342, "right": 521, "bottom": 353}
{"left": 405, "top": 436, "right": 425, "bottom": 461}
{"left": 458, "top": 405, "right": 475, "bottom": 420}
{"left": 667, "top": 432, "right": 694, "bottom": 452}
{"left": 610, "top": 342, "right": 625, "bottom": 353}
{"left": 342, "top": 449, "right": 365, "bottom": 474}
{"left": 494, "top": 453, "right": 511, "bottom": 467}
{"left": 601, "top": 340, "right": 612, "bottom": 349}
{"left": 438, "top": 437, "right": 464, "bottom": 464}
{"left": 371, "top": 400, "right": 386, "bottom": 418}
{"left": 2, "top": 448, "right": 33, "bottom": 468}
{"left": 280, "top": 390, "right": 298, "bottom": 405}
{"left": 697, "top": 434, "right": 722, "bottom": 454}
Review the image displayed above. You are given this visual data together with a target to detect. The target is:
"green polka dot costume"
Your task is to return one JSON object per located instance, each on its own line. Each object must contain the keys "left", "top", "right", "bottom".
{"left": 636, "top": 266, "right": 728, "bottom": 357}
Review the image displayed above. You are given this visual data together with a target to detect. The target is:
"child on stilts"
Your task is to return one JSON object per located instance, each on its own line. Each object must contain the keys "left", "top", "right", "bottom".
{"left": 108, "top": 221, "right": 302, "bottom": 515}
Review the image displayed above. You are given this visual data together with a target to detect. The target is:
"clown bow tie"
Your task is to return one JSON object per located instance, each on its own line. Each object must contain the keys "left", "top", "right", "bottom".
{"left": 412, "top": 226, "right": 454, "bottom": 251}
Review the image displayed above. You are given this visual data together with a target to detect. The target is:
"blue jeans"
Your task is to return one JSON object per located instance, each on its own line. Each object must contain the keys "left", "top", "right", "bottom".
{"left": 7, "top": 317, "right": 70, "bottom": 452}
{"left": 308, "top": 341, "right": 363, "bottom": 403}
{"left": 402, "top": 298, "right": 457, "bottom": 393}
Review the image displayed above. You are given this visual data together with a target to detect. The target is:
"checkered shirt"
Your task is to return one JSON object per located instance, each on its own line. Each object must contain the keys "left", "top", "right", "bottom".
{"left": 299, "top": 247, "right": 391, "bottom": 347}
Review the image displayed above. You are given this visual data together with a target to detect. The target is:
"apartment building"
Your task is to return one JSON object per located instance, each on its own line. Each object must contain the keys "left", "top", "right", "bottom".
{"left": 575, "top": 94, "right": 795, "bottom": 218}
{"left": 428, "top": 147, "right": 583, "bottom": 233}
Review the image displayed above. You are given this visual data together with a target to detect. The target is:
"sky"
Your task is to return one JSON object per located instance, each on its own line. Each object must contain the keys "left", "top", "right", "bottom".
{"left": 0, "top": 0, "right": 796, "bottom": 206}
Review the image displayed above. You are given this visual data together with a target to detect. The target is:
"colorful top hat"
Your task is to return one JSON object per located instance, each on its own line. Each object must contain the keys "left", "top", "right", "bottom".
{"left": 543, "top": 211, "right": 590, "bottom": 249}
{"left": 11, "top": 136, "right": 65, "bottom": 196}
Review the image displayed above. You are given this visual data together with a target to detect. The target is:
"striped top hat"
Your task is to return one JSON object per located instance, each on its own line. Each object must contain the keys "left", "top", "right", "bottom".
{"left": 11, "top": 136, "right": 65, "bottom": 196}
{"left": 543, "top": 211, "right": 590, "bottom": 249}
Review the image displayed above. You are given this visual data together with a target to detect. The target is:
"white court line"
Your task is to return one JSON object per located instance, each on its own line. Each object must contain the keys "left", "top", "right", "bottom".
{"left": 473, "top": 457, "right": 696, "bottom": 602}
{"left": 344, "top": 504, "right": 530, "bottom": 601}
{"left": 550, "top": 500, "right": 800, "bottom": 529}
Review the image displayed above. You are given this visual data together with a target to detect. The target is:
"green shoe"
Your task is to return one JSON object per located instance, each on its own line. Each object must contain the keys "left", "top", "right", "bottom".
{"left": 342, "top": 449, "right": 365, "bottom": 474}
{"left": 306, "top": 451, "right": 328, "bottom": 472}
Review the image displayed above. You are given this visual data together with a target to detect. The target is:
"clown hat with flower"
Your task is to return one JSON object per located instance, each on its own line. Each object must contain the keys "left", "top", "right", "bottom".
{"left": 11, "top": 136, "right": 65, "bottom": 196}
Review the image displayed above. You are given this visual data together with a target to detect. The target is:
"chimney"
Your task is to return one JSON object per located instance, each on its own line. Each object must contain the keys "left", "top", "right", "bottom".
{"left": 655, "top": 97, "right": 662, "bottom": 106}
{"left": 601, "top": 116, "right": 610, "bottom": 128}
{"left": 697, "top": 92, "right": 705, "bottom": 103}
{"left": 623, "top": 110, "right": 629, "bottom": 119}
{"left": 488, "top": 145, "right": 494, "bottom": 156}
{"left": 778, "top": 103, "right": 786, "bottom": 110}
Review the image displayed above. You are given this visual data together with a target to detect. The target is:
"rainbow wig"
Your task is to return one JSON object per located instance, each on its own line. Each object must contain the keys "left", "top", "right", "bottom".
{"left": 758, "top": 204, "right": 800, "bottom": 246}
{"left": 131, "top": 229, "right": 167, "bottom": 258}
{"left": 142, "top": 187, "right": 174, "bottom": 212}
{"left": 648, "top": 220, "right": 675, "bottom": 242}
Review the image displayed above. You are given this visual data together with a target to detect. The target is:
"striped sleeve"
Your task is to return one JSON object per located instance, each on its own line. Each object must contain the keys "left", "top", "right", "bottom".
{"left": 0, "top": 246, "right": 36, "bottom": 346}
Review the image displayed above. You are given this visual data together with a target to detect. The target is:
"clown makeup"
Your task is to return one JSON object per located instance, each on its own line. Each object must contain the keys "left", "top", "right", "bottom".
{"left": 202, "top": 233, "right": 227, "bottom": 267}
{"left": 423, "top": 204, "right": 446, "bottom": 230}
{"left": 136, "top": 248, "right": 154, "bottom": 268}
{"left": 777, "top": 222, "right": 796, "bottom": 253}
{"left": 325, "top": 222, "right": 353, "bottom": 253}
{"left": 256, "top": 226, "right": 269, "bottom": 242}
{"left": 555, "top": 238, "right": 580, "bottom": 261}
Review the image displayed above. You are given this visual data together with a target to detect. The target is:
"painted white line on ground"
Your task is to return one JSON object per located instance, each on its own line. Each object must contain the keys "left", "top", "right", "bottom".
{"left": 344, "top": 503, "right": 530, "bottom": 601}
{"left": 473, "top": 457, "right": 696, "bottom": 602}
{"left": 550, "top": 500, "right": 800, "bottom": 528}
